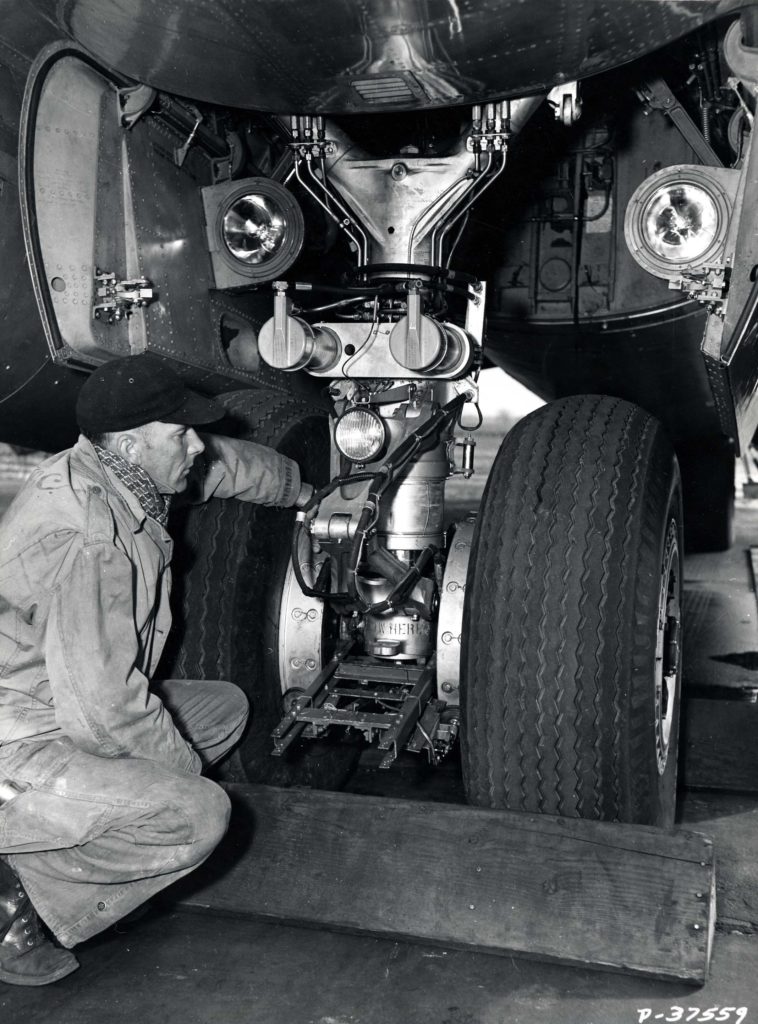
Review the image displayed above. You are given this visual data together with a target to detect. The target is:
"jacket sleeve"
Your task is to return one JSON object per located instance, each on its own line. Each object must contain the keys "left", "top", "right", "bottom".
{"left": 186, "top": 433, "right": 302, "bottom": 507}
{"left": 44, "top": 538, "right": 202, "bottom": 774}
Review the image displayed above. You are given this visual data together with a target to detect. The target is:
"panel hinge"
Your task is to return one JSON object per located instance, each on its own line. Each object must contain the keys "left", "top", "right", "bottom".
{"left": 93, "top": 270, "right": 155, "bottom": 324}
{"left": 669, "top": 260, "right": 731, "bottom": 314}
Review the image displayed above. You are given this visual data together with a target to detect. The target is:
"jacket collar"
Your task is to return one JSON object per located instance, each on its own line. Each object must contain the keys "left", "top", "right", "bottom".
{"left": 70, "top": 436, "right": 152, "bottom": 534}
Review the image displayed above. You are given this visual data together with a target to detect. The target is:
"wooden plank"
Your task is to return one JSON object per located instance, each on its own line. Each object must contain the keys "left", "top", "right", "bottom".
{"left": 174, "top": 784, "right": 716, "bottom": 984}
{"left": 684, "top": 696, "right": 758, "bottom": 791}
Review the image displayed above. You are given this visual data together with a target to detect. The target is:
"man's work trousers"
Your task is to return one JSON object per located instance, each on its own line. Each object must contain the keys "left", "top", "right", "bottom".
{"left": 0, "top": 679, "right": 248, "bottom": 947}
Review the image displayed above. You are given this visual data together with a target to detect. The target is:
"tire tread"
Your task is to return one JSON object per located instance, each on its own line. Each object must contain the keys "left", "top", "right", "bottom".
{"left": 461, "top": 395, "right": 681, "bottom": 825}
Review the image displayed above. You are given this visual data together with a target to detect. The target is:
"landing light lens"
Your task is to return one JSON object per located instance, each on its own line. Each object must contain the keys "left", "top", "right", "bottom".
{"left": 335, "top": 408, "right": 387, "bottom": 463}
{"left": 642, "top": 183, "right": 719, "bottom": 264}
{"left": 624, "top": 167, "right": 734, "bottom": 280}
{"left": 222, "top": 194, "right": 287, "bottom": 265}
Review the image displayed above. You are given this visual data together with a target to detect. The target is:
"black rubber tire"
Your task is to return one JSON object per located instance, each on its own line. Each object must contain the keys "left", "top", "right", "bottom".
{"left": 160, "top": 389, "right": 360, "bottom": 788}
{"left": 678, "top": 438, "right": 735, "bottom": 554}
{"left": 460, "top": 395, "right": 683, "bottom": 827}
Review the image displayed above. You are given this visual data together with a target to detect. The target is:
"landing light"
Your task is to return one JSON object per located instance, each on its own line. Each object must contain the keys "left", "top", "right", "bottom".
{"left": 624, "top": 166, "right": 734, "bottom": 280}
{"left": 222, "top": 194, "right": 287, "bottom": 264}
{"left": 203, "top": 176, "right": 305, "bottom": 288}
{"left": 334, "top": 408, "right": 387, "bottom": 464}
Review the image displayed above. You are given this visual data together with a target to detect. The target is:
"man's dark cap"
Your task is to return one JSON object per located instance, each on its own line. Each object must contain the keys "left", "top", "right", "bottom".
{"left": 76, "top": 353, "right": 224, "bottom": 434}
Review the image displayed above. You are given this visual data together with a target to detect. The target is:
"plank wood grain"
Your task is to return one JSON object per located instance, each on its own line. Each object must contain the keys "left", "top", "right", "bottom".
{"left": 175, "top": 784, "right": 716, "bottom": 984}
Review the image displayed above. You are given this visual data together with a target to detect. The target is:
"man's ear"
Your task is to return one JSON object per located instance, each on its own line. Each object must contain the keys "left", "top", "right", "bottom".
{"left": 113, "top": 430, "right": 142, "bottom": 465}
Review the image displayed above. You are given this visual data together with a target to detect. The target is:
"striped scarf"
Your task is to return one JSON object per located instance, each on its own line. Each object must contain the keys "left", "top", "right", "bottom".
{"left": 94, "top": 445, "right": 171, "bottom": 526}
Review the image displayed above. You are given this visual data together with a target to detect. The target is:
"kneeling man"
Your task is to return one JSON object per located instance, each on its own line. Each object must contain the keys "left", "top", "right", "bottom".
{"left": 0, "top": 354, "right": 312, "bottom": 985}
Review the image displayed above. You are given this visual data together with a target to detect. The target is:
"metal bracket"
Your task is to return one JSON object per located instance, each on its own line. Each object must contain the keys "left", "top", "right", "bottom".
{"left": 117, "top": 84, "right": 157, "bottom": 130}
{"left": 467, "top": 101, "right": 511, "bottom": 154}
{"left": 547, "top": 81, "right": 582, "bottom": 126}
{"left": 288, "top": 115, "right": 337, "bottom": 160}
{"left": 465, "top": 280, "right": 486, "bottom": 343}
{"left": 174, "top": 106, "right": 203, "bottom": 168}
{"left": 670, "top": 261, "right": 730, "bottom": 310}
{"left": 724, "top": 18, "right": 758, "bottom": 87}
{"left": 636, "top": 78, "right": 723, "bottom": 167}
{"left": 271, "top": 649, "right": 445, "bottom": 768}
{"left": 211, "top": 154, "right": 233, "bottom": 183}
{"left": 93, "top": 270, "right": 155, "bottom": 324}
{"left": 451, "top": 435, "right": 476, "bottom": 478}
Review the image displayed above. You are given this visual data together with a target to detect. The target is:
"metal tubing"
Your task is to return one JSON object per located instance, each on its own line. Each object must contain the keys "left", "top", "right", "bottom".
{"left": 428, "top": 156, "right": 492, "bottom": 266}
{"left": 304, "top": 158, "right": 369, "bottom": 264}
{"left": 409, "top": 167, "right": 477, "bottom": 264}
{"left": 436, "top": 152, "right": 506, "bottom": 264}
{"left": 292, "top": 159, "right": 365, "bottom": 263}
{"left": 433, "top": 152, "right": 495, "bottom": 263}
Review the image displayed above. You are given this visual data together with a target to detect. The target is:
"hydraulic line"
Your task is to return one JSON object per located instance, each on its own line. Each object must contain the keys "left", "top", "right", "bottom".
{"left": 354, "top": 263, "right": 480, "bottom": 285}
{"left": 291, "top": 393, "right": 467, "bottom": 609}
{"left": 359, "top": 543, "right": 437, "bottom": 617}
{"left": 304, "top": 157, "right": 369, "bottom": 264}
{"left": 406, "top": 168, "right": 476, "bottom": 263}
{"left": 435, "top": 151, "right": 507, "bottom": 264}
{"left": 293, "top": 159, "right": 366, "bottom": 263}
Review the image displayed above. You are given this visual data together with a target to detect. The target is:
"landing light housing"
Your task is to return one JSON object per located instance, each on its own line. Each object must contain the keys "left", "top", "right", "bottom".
{"left": 202, "top": 177, "right": 305, "bottom": 289}
{"left": 624, "top": 165, "right": 737, "bottom": 280}
{"left": 334, "top": 408, "right": 388, "bottom": 464}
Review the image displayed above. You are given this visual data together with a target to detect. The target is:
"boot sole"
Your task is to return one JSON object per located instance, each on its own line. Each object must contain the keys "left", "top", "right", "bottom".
{"left": 0, "top": 955, "right": 80, "bottom": 986}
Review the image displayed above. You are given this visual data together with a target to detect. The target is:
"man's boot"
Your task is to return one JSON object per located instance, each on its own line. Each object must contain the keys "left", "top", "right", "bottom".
{"left": 0, "top": 858, "right": 79, "bottom": 986}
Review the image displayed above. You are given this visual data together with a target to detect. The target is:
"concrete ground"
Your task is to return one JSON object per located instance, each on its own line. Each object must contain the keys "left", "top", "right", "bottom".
{"left": 2, "top": 399, "right": 758, "bottom": 1022}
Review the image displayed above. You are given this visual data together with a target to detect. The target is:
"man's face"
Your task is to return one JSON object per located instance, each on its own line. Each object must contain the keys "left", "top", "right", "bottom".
{"left": 130, "top": 421, "right": 206, "bottom": 493}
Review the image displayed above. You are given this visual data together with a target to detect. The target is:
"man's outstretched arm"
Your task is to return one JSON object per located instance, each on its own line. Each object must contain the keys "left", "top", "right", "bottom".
{"left": 187, "top": 433, "right": 310, "bottom": 507}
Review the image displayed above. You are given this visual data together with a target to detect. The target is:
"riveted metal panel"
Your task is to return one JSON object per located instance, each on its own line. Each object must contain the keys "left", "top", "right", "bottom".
{"left": 124, "top": 119, "right": 292, "bottom": 390}
{"left": 20, "top": 42, "right": 302, "bottom": 396}
{"left": 22, "top": 47, "right": 131, "bottom": 362}
{"left": 50, "top": 0, "right": 747, "bottom": 114}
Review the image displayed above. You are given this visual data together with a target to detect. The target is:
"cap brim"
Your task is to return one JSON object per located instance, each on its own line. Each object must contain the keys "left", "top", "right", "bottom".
{"left": 162, "top": 390, "right": 225, "bottom": 426}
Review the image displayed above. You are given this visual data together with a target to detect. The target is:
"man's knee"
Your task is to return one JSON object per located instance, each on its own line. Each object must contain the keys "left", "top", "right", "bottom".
{"left": 190, "top": 777, "right": 231, "bottom": 857}
{"left": 228, "top": 682, "right": 249, "bottom": 730}
{"left": 217, "top": 680, "right": 249, "bottom": 737}
{"left": 155, "top": 678, "right": 249, "bottom": 763}
{"left": 166, "top": 775, "right": 231, "bottom": 863}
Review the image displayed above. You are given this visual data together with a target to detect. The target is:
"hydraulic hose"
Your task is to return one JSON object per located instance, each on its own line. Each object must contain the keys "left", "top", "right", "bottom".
{"left": 290, "top": 468, "right": 381, "bottom": 606}
{"left": 292, "top": 393, "right": 467, "bottom": 610}
{"left": 359, "top": 543, "right": 437, "bottom": 617}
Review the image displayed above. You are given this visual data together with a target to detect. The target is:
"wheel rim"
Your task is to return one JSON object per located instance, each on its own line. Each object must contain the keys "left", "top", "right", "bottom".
{"left": 278, "top": 529, "right": 328, "bottom": 696}
{"left": 655, "top": 517, "right": 681, "bottom": 775}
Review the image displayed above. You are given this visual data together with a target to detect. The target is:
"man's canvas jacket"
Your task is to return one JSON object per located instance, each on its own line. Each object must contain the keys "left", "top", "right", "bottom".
{"left": 0, "top": 434, "right": 302, "bottom": 773}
